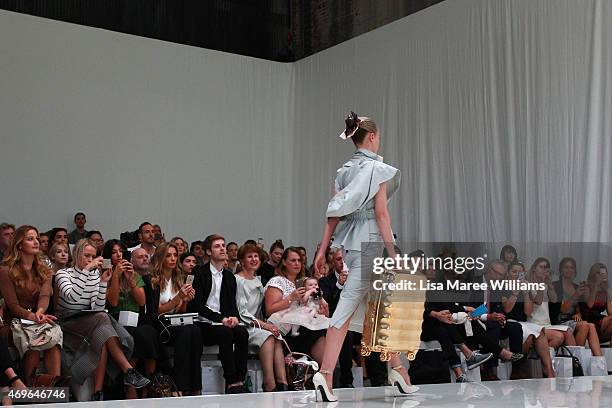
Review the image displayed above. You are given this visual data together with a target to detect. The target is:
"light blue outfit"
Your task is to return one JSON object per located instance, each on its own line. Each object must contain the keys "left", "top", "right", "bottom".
{"left": 236, "top": 275, "right": 275, "bottom": 354}
{"left": 327, "top": 148, "right": 401, "bottom": 333}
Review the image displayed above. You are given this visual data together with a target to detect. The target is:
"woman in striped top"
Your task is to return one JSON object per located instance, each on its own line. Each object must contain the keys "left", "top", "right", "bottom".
{"left": 55, "top": 239, "right": 149, "bottom": 401}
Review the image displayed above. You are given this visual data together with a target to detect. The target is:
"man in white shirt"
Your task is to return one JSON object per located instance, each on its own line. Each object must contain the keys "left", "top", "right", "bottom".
{"left": 188, "top": 234, "right": 248, "bottom": 394}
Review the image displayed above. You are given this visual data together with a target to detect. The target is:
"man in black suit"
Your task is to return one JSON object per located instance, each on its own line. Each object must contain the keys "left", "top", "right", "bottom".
{"left": 466, "top": 260, "right": 524, "bottom": 380}
{"left": 188, "top": 234, "right": 249, "bottom": 394}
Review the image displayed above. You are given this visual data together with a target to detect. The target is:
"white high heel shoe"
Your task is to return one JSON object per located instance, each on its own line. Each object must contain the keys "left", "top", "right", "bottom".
{"left": 388, "top": 365, "right": 419, "bottom": 396}
{"left": 313, "top": 371, "right": 338, "bottom": 402}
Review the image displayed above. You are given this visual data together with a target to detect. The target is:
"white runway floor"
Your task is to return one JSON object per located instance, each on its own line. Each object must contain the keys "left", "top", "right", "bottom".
{"left": 29, "top": 375, "right": 612, "bottom": 408}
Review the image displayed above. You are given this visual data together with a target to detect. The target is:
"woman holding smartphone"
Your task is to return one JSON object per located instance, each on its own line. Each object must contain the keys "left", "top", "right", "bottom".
{"left": 146, "top": 242, "right": 202, "bottom": 396}
{"left": 55, "top": 239, "right": 149, "bottom": 401}
{"left": 580, "top": 263, "right": 612, "bottom": 342}
{"left": 552, "top": 258, "right": 602, "bottom": 356}
{"left": 311, "top": 112, "right": 417, "bottom": 401}
{"left": 104, "top": 240, "right": 167, "bottom": 398}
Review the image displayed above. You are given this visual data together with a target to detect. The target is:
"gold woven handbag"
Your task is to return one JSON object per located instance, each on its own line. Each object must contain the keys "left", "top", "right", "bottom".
{"left": 361, "top": 269, "right": 426, "bottom": 361}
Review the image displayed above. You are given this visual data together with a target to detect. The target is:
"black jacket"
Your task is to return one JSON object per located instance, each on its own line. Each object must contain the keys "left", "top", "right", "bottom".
{"left": 319, "top": 271, "right": 342, "bottom": 316}
{"left": 188, "top": 262, "right": 239, "bottom": 323}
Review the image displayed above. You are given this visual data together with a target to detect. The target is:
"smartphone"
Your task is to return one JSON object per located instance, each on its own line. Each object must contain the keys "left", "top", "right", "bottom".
{"left": 154, "top": 233, "right": 162, "bottom": 241}
{"left": 122, "top": 250, "right": 132, "bottom": 261}
{"left": 186, "top": 275, "right": 195, "bottom": 286}
{"left": 102, "top": 259, "right": 112, "bottom": 269}
{"left": 295, "top": 278, "right": 305, "bottom": 288}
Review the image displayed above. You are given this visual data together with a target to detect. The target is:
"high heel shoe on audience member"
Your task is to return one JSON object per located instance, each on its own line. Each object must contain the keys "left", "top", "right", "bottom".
{"left": 313, "top": 371, "right": 338, "bottom": 402}
{"left": 388, "top": 366, "right": 419, "bottom": 396}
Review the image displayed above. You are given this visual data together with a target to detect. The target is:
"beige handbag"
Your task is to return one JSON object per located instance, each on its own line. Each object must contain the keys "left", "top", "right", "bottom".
{"left": 11, "top": 318, "right": 63, "bottom": 357}
{"left": 361, "top": 269, "right": 425, "bottom": 361}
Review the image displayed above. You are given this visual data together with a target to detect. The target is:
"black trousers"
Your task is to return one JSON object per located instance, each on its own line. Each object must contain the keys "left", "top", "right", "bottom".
{"left": 338, "top": 331, "right": 358, "bottom": 386}
{"left": 339, "top": 332, "right": 387, "bottom": 387}
{"left": 458, "top": 321, "right": 503, "bottom": 357}
{"left": 0, "top": 337, "right": 13, "bottom": 387}
{"left": 199, "top": 323, "right": 248, "bottom": 385}
{"left": 421, "top": 323, "right": 464, "bottom": 368}
{"left": 167, "top": 324, "right": 203, "bottom": 392}
{"left": 482, "top": 321, "right": 523, "bottom": 368}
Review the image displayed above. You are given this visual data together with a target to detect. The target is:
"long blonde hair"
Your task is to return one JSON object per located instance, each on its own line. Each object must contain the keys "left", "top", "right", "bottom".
{"left": 1, "top": 225, "right": 51, "bottom": 289}
{"left": 150, "top": 242, "right": 184, "bottom": 294}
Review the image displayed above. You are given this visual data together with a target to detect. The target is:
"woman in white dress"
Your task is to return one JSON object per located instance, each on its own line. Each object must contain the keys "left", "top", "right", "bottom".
{"left": 235, "top": 244, "right": 288, "bottom": 392}
{"left": 526, "top": 257, "right": 576, "bottom": 348}
{"left": 502, "top": 261, "right": 555, "bottom": 377}
{"left": 311, "top": 112, "right": 417, "bottom": 401}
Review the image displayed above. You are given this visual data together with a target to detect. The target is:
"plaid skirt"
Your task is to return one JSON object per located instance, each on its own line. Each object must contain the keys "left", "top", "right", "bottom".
{"left": 59, "top": 312, "right": 134, "bottom": 385}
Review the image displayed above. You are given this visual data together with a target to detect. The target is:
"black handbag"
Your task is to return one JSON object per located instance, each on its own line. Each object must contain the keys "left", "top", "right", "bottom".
{"left": 408, "top": 349, "right": 451, "bottom": 384}
{"left": 556, "top": 346, "right": 584, "bottom": 376}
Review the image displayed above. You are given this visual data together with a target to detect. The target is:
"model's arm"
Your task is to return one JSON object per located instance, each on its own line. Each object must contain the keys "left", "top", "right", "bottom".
{"left": 374, "top": 182, "right": 396, "bottom": 258}
{"left": 313, "top": 217, "right": 340, "bottom": 274}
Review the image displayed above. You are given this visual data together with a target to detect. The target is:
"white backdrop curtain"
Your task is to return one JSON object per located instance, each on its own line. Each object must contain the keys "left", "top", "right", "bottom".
{"left": 293, "top": 0, "right": 612, "bottom": 255}
{"left": 0, "top": 11, "right": 294, "bottom": 244}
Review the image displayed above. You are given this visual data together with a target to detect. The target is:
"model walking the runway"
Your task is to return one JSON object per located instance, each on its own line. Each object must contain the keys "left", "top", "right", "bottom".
{"left": 312, "top": 112, "right": 418, "bottom": 401}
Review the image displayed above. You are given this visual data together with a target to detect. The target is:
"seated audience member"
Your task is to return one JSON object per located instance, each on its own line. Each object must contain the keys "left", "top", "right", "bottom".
{"left": 149, "top": 242, "right": 201, "bottom": 396}
{"left": 551, "top": 258, "right": 603, "bottom": 356}
{"left": 49, "top": 243, "right": 71, "bottom": 274}
{"left": 189, "top": 234, "right": 249, "bottom": 394}
{"left": 502, "top": 261, "right": 555, "bottom": 378}
{"left": 39, "top": 231, "right": 50, "bottom": 256}
{"left": 296, "top": 246, "right": 308, "bottom": 277}
{"left": 179, "top": 252, "right": 197, "bottom": 275}
{"left": 422, "top": 267, "right": 511, "bottom": 383}
{"left": 152, "top": 225, "right": 165, "bottom": 247}
{"left": 265, "top": 247, "right": 327, "bottom": 365}
{"left": 170, "top": 237, "right": 187, "bottom": 256}
{"left": 500, "top": 245, "right": 518, "bottom": 265}
{"left": 130, "top": 248, "right": 155, "bottom": 330}
{"left": 48, "top": 242, "right": 72, "bottom": 315}
{"left": 580, "top": 263, "right": 612, "bottom": 342}
{"left": 128, "top": 222, "right": 156, "bottom": 258}
{"left": 226, "top": 242, "right": 239, "bottom": 272}
{"left": 50, "top": 228, "right": 68, "bottom": 247}
{"left": 131, "top": 248, "right": 150, "bottom": 278}
{"left": 0, "top": 226, "right": 62, "bottom": 384}
{"left": 235, "top": 244, "right": 288, "bottom": 392}
{"left": 68, "top": 212, "right": 88, "bottom": 245}
{"left": 526, "top": 257, "right": 575, "bottom": 347}
{"left": 190, "top": 240, "right": 206, "bottom": 265}
{"left": 55, "top": 239, "right": 149, "bottom": 400}
{"left": 257, "top": 240, "right": 283, "bottom": 287}
{"left": 104, "top": 240, "right": 167, "bottom": 398}
{"left": 468, "top": 260, "right": 524, "bottom": 381}
{"left": 86, "top": 231, "right": 105, "bottom": 256}
{"left": 0, "top": 223, "right": 15, "bottom": 261}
